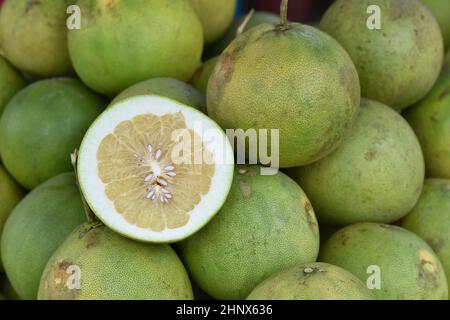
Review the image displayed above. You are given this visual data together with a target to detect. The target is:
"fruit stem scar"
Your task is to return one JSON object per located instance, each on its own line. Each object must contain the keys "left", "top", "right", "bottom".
{"left": 279, "top": 0, "right": 289, "bottom": 30}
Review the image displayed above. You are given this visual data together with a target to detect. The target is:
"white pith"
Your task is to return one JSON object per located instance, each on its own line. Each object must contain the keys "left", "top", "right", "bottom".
{"left": 78, "top": 95, "right": 235, "bottom": 243}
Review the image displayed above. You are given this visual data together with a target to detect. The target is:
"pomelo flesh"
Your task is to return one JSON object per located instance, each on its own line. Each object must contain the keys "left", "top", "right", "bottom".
{"left": 0, "top": 56, "right": 25, "bottom": 116}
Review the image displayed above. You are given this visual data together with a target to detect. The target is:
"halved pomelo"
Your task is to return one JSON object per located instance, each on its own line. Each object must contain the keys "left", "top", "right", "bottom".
{"left": 78, "top": 95, "right": 234, "bottom": 243}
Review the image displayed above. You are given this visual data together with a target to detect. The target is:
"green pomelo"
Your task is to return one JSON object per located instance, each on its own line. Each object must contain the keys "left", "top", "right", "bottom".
{"left": 178, "top": 165, "right": 320, "bottom": 300}
{"left": 188, "top": 0, "right": 237, "bottom": 45}
{"left": 112, "top": 78, "right": 206, "bottom": 113}
{"left": 320, "top": 223, "right": 449, "bottom": 300}
{"left": 207, "top": 22, "right": 360, "bottom": 168}
{"left": 289, "top": 99, "right": 425, "bottom": 226}
{"left": 404, "top": 68, "right": 450, "bottom": 178}
{"left": 421, "top": 0, "right": 450, "bottom": 49}
{"left": 68, "top": 0, "right": 203, "bottom": 96}
{"left": 1, "top": 173, "right": 86, "bottom": 300}
{"left": 401, "top": 179, "right": 450, "bottom": 290}
{"left": 0, "top": 0, "right": 73, "bottom": 77}
{"left": 320, "top": 0, "right": 444, "bottom": 110}
{"left": 0, "top": 56, "right": 25, "bottom": 116}
{"left": 0, "top": 78, "right": 105, "bottom": 189}
{"left": 247, "top": 262, "right": 373, "bottom": 300}
{"left": 0, "top": 165, "right": 23, "bottom": 271}
{"left": 190, "top": 57, "right": 218, "bottom": 95}
{"left": 206, "top": 11, "right": 280, "bottom": 57}
{"left": 38, "top": 223, "right": 193, "bottom": 300}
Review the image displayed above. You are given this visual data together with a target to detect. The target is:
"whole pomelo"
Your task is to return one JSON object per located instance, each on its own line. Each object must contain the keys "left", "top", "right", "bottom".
{"left": 0, "top": 0, "right": 73, "bottom": 77}
{"left": 1, "top": 173, "right": 86, "bottom": 300}
{"left": 401, "top": 179, "right": 450, "bottom": 290}
{"left": 207, "top": 20, "right": 360, "bottom": 168}
{"left": 38, "top": 223, "right": 193, "bottom": 300}
{"left": 112, "top": 78, "right": 206, "bottom": 113}
{"left": 188, "top": 0, "right": 237, "bottom": 45}
{"left": 69, "top": 0, "right": 203, "bottom": 97}
{"left": 289, "top": 99, "right": 425, "bottom": 226}
{"left": 320, "top": 0, "right": 444, "bottom": 110}
{"left": 320, "top": 223, "right": 449, "bottom": 300}
{"left": 0, "top": 78, "right": 105, "bottom": 189}
{"left": 404, "top": 67, "right": 450, "bottom": 178}
{"left": 0, "top": 56, "right": 25, "bottom": 116}
{"left": 190, "top": 57, "right": 218, "bottom": 95}
{"left": 178, "top": 165, "right": 320, "bottom": 300}
{"left": 247, "top": 262, "right": 373, "bottom": 300}
{"left": 0, "top": 165, "right": 23, "bottom": 271}
{"left": 421, "top": 0, "right": 450, "bottom": 49}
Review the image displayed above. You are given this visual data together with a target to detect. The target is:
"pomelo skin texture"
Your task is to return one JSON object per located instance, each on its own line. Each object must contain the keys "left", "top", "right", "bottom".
{"left": 39, "top": 223, "right": 193, "bottom": 300}
{"left": 289, "top": 99, "right": 425, "bottom": 226}
{"left": 320, "top": 223, "right": 449, "bottom": 300}
{"left": 247, "top": 262, "right": 373, "bottom": 300}
{"left": 404, "top": 65, "right": 450, "bottom": 179}
{"left": 421, "top": 0, "right": 450, "bottom": 49}
{"left": 112, "top": 78, "right": 206, "bottom": 113}
{"left": 178, "top": 165, "right": 320, "bottom": 300}
{"left": 0, "top": 78, "right": 106, "bottom": 189}
{"left": 320, "top": 0, "right": 444, "bottom": 111}
{"left": 0, "top": 0, "right": 74, "bottom": 77}
{"left": 69, "top": 0, "right": 203, "bottom": 97}
{"left": 1, "top": 173, "right": 86, "bottom": 300}
{"left": 207, "top": 23, "right": 360, "bottom": 168}
{"left": 190, "top": 57, "right": 218, "bottom": 96}
{"left": 188, "top": 0, "right": 237, "bottom": 45}
{"left": 0, "top": 165, "right": 23, "bottom": 271}
{"left": 401, "top": 179, "right": 450, "bottom": 290}
{"left": 0, "top": 56, "right": 25, "bottom": 116}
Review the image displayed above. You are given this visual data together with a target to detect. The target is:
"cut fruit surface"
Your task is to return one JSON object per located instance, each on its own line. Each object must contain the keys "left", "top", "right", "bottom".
{"left": 78, "top": 95, "right": 234, "bottom": 243}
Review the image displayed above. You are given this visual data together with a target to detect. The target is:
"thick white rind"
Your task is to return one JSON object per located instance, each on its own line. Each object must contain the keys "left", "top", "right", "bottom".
{"left": 78, "top": 95, "right": 234, "bottom": 243}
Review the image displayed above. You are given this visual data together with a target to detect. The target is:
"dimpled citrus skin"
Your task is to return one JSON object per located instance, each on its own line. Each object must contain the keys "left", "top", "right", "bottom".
{"left": 320, "top": 0, "right": 444, "bottom": 111}
{"left": 38, "top": 224, "right": 193, "bottom": 300}
{"left": 320, "top": 223, "right": 449, "bottom": 300}
{"left": 0, "top": 78, "right": 105, "bottom": 189}
{"left": 401, "top": 179, "right": 450, "bottom": 290}
{"left": 112, "top": 77, "right": 206, "bottom": 113}
{"left": 247, "top": 262, "right": 373, "bottom": 300}
{"left": 289, "top": 99, "right": 425, "bottom": 226}
{"left": 207, "top": 23, "right": 360, "bottom": 168}
{"left": 0, "top": 56, "right": 25, "bottom": 116}
{"left": 190, "top": 57, "right": 218, "bottom": 95}
{"left": 188, "top": 0, "right": 236, "bottom": 45}
{"left": 404, "top": 67, "right": 450, "bottom": 178}
{"left": 68, "top": 0, "right": 203, "bottom": 97}
{"left": 178, "top": 165, "right": 320, "bottom": 300}
{"left": 1, "top": 173, "right": 86, "bottom": 300}
{"left": 0, "top": 0, "right": 73, "bottom": 77}
{"left": 421, "top": 0, "right": 450, "bottom": 49}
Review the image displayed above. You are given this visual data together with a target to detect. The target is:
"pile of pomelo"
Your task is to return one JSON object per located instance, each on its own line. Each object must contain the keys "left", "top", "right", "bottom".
{"left": 0, "top": 0, "right": 449, "bottom": 300}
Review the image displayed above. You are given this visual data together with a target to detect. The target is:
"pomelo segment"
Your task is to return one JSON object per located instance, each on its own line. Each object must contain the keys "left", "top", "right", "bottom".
{"left": 78, "top": 96, "right": 234, "bottom": 243}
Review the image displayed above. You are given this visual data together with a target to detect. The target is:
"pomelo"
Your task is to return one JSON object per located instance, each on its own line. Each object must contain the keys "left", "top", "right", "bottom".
{"left": 401, "top": 179, "right": 450, "bottom": 290}
{"left": 0, "top": 0, "right": 73, "bottom": 77}
{"left": 320, "top": 0, "right": 444, "bottom": 111}
{"left": 247, "top": 262, "right": 373, "bottom": 300}
{"left": 207, "top": 2, "right": 360, "bottom": 168}
{"left": 421, "top": 0, "right": 450, "bottom": 49}
{"left": 0, "top": 78, "right": 106, "bottom": 189}
{"left": 0, "top": 165, "right": 23, "bottom": 271}
{"left": 77, "top": 95, "right": 234, "bottom": 243}
{"left": 68, "top": 0, "right": 203, "bottom": 97}
{"left": 1, "top": 276, "right": 20, "bottom": 300}
{"left": 404, "top": 66, "right": 450, "bottom": 179}
{"left": 112, "top": 78, "right": 206, "bottom": 113}
{"left": 0, "top": 56, "right": 25, "bottom": 116}
{"left": 38, "top": 223, "right": 193, "bottom": 300}
{"left": 1, "top": 173, "right": 86, "bottom": 300}
{"left": 289, "top": 99, "right": 425, "bottom": 226}
{"left": 320, "top": 223, "right": 448, "bottom": 300}
{"left": 188, "top": 0, "right": 237, "bottom": 45}
{"left": 190, "top": 57, "right": 218, "bottom": 95}
{"left": 178, "top": 165, "right": 320, "bottom": 300}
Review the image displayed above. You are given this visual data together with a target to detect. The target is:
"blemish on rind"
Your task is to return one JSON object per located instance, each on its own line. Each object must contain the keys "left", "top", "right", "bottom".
{"left": 239, "top": 181, "right": 252, "bottom": 199}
